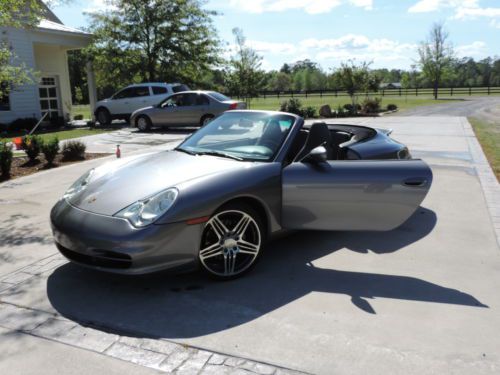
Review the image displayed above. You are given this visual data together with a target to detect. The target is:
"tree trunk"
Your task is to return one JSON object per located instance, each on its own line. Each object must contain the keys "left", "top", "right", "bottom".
{"left": 433, "top": 81, "right": 439, "bottom": 100}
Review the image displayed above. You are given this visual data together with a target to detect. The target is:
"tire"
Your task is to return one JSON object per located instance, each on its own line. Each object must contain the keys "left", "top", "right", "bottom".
{"left": 96, "top": 108, "right": 111, "bottom": 126}
{"left": 200, "top": 114, "right": 214, "bottom": 127}
{"left": 136, "top": 115, "right": 152, "bottom": 132}
{"left": 198, "top": 203, "right": 264, "bottom": 280}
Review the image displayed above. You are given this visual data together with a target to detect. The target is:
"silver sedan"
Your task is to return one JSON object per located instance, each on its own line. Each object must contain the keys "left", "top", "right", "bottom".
{"left": 130, "top": 91, "right": 246, "bottom": 130}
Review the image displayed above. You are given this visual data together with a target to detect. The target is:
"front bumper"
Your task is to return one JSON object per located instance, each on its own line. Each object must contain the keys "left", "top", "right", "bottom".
{"left": 50, "top": 199, "right": 203, "bottom": 275}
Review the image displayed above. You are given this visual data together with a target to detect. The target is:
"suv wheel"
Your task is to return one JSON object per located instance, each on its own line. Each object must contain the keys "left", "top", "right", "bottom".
{"left": 96, "top": 108, "right": 111, "bottom": 126}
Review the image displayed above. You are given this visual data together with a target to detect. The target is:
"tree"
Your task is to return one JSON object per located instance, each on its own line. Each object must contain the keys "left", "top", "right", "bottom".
{"left": 418, "top": 23, "right": 454, "bottom": 99}
{"left": 87, "top": 0, "right": 221, "bottom": 91}
{"left": 333, "top": 60, "right": 375, "bottom": 113}
{"left": 225, "top": 28, "right": 265, "bottom": 106}
{"left": 0, "top": 0, "right": 44, "bottom": 99}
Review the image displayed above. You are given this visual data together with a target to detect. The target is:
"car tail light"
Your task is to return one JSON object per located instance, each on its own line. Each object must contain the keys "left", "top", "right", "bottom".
{"left": 228, "top": 102, "right": 238, "bottom": 110}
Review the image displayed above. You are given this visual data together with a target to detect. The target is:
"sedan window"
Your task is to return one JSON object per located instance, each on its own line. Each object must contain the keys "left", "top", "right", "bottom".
{"left": 196, "top": 94, "right": 210, "bottom": 106}
{"left": 152, "top": 86, "right": 168, "bottom": 95}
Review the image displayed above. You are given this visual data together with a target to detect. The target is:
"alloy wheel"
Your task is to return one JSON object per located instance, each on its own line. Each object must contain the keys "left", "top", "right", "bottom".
{"left": 199, "top": 210, "right": 261, "bottom": 278}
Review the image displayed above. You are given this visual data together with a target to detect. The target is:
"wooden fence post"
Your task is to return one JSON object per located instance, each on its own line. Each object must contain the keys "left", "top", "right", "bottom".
{"left": 488, "top": 86, "right": 491, "bottom": 95}
{"left": 469, "top": 87, "right": 472, "bottom": 96}
{"left": 416, "top": 88, "right": 418, "bottom": 96}
{"left": 451, "top": 87, "right": 453, "bottom": 96}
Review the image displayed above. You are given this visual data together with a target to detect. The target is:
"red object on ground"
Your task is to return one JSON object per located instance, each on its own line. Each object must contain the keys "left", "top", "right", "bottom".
{"left": 13, "top": 137, "right": 23, "bottom": 150}
{"left": 116, "top": 145, "right": 121, "bottom": 158}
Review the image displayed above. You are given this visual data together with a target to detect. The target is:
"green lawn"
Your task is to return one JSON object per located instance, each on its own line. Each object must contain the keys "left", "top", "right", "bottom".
{"left": 71, "top": 95, "right": 466, "bottom": 120}
{"left": 247, "top": 95, "right": 456, "bottom": 112}
{"left": 469, "top": 116, "right": 500, "bottom": 181}
{"left": 1, "top": 128, "right": 111, "bottom": 144}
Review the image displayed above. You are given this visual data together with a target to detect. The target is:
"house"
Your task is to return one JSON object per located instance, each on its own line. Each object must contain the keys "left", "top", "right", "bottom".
{"left": 380, "top": 82, "right": 402, "bottom": 90}
{"left": 0, "top": 3, "right": 96, "bottom": 125}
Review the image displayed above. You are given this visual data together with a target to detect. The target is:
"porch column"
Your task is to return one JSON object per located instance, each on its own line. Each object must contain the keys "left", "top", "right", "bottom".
{"left": 86, "top": 61, "right": 97, "bottom": 121}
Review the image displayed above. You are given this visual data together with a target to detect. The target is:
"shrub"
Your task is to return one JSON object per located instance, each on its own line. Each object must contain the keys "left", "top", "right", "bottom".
{"left": 0, "top": 141, "right": 14, "bottom": 178}
{"left": 73, "top": 114, "right": 84, "bottom": 121}
{"left": 280, "top": 98, "right": 317, "bottom": 119}
{"left": 335, "top": 106, "right": 347, "bottom": 118}
{"left": 280, "top": 98, "right": 303, "bottom": 116}
{"left": 343, "top": 103, "right": 361, "bottom": 114}
{"left": 21, "top": 135, "right": 42, "bottom": 162}
{"left": 9, "top": 118, "right": 38, "bottom": 133}
{"left": 62, "top": 140, "right": 86, "bottom": 161}
{"left": 303, "top": 106, "right": 317, "bottom": 119}
{"left": 41, "top": 137, "right": 60, "bottom": 166}
{"left": 387, "top": 104, "right": 398, "bottom": 111}
{"left": 361, "top": 97, "right": 382, "bottom": 114}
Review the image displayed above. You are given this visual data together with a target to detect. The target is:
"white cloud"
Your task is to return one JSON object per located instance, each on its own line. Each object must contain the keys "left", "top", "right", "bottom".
{"left": 82, "top": 0, "right": 116, "bottom": 13}
{"left": 408, "top": 0, "right": 500, "bottom": 28}
{"left": 228, "top": 0, "right": 372, "bottom": 14}
{"left": 455, "top": 41, "right": 488, "bottom": 57}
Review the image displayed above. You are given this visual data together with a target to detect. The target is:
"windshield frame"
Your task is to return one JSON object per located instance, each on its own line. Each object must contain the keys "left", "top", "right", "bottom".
{"left": 176, "top": 110, "right": 302, "bottom": 163}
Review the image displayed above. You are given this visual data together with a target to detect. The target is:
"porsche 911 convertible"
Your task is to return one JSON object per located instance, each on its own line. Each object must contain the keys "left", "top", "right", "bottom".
{"left": 51, "top": 110, "right": 432, "bottom": 279}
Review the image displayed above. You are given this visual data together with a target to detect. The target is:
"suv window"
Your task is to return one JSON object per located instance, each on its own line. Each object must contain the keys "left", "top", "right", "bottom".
{"left": 172, "top": 84, "right": 190, "bottom": 93}
{"left": 152, "top": 86, "right": 168, "bottom": 95}
{"left": 113, "top": 87, "right": 136, "bottom": 100}
{"left": 132, "top": 86, "right": 150, "bottom": 97}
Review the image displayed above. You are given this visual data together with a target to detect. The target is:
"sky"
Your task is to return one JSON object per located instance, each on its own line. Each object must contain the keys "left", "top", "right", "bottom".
{"left": 52, "top": 0, "right": 500, "bottom": 71}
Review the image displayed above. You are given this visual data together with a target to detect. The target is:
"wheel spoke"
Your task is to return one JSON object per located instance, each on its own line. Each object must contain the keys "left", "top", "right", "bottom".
{"left": 210, "top": 217, "right": 228, "bottom": 239}
{"left": 224, "top": 252, "right": 237, "bottom": 275}
{"left": 237, "top": 240, "right": 259, "bottom": 254}
{"left": 200, "top": 243, "right": 223, "bottom": 260}
{"left": 233, "top": 214, "right": 251, "bottom": 237}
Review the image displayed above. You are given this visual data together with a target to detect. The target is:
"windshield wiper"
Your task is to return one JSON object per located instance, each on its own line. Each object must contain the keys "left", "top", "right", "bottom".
{"left": 196, "top": 151, "right": 243, "bottom": 161}
{"left": 175, "top": 147, "right": 197, "bottom": 156}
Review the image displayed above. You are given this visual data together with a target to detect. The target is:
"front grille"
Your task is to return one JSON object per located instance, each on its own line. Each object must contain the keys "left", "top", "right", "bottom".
{"left": 56, "top": 243, "right": 132, "bottom": 269}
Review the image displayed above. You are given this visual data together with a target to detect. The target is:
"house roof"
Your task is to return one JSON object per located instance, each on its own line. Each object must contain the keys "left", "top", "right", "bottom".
{"left": 37, "top": 19, "right": 91, "bottom": 37}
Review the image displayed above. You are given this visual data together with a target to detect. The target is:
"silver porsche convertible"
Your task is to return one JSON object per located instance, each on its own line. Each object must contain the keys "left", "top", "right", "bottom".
{"left": 51, "top": 110, "right": 432, "bottom": 279}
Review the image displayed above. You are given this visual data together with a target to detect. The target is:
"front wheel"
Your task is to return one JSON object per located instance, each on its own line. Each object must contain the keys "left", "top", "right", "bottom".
{"left": 96, "top": 108, "right": 111, "bottom": 126}
{"left": 199, "top": 204, "right": 263, "bottom": 280}
{"left": 136, "top": 115, "right": 152, "bottom": 132}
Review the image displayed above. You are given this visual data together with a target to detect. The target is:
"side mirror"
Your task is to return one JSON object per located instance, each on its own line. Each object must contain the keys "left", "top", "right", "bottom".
{"left": 303, "top": 146, "right": 327, "bottom": 164}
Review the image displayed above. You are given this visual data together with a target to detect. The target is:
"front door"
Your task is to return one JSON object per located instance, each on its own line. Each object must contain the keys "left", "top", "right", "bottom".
{"left": 39, "top": 76, "right": 61, "bottom": 122}
{"left": 282, "top": 160, "right": 432, "bottom": 231}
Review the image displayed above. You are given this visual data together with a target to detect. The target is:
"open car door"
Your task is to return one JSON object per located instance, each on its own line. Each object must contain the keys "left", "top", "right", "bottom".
{"left": 282, "top": 160, "right": 432, "bottom": 231}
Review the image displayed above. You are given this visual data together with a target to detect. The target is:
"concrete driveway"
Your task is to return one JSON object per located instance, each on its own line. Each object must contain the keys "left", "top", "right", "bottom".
{"left": 1, "top": 116, "right": 500, "bottom": 374}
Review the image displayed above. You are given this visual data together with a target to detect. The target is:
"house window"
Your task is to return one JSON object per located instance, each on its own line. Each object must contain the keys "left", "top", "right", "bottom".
{"left": 0, "top": 82, "right": 9, "bottom": 111}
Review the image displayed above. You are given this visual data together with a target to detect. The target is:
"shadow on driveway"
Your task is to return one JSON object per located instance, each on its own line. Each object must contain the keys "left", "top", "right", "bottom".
{"left": 46, "top": 207, "right": 487, "bottom": 339}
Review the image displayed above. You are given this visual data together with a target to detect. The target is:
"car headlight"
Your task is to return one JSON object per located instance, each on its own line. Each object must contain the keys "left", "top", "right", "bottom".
{"left": 64, "top": 169, "right": 94, "bottom": 200}
{"left": 115, "top": 188, "right": 178, "bottom": 228}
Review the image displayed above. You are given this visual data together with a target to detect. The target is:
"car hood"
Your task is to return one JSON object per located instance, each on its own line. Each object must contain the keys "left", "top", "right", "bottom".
{"left": 69, "top": 150, "right": 243, "bottom": 216}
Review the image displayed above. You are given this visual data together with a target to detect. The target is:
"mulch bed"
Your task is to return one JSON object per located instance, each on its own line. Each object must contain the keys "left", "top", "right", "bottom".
{"left": 1, "top": 153, "right": 111, "bottom": 182}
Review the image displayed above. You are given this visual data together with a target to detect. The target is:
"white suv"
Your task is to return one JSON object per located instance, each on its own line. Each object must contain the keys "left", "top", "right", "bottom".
{"left": 94, "top": 83, "right": 190, "bottom": 125}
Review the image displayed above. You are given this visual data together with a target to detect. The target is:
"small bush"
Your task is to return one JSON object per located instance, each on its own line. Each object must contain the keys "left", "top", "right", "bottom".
{"left": 0, "top": 141, "right": 14, "bottom": 178}
{"left": 343, "top": 103, "right": 361, "bottom": 114}
{"left": 41, "top": 137, "right": 60, "bottom": 166}
{"left": 280, "top": 98, "right": 303, "bottom": 116}
{"left": 387, "top": 104, "right": 398, "bottom": 111}
{"left": 280, "top": 98, "right": 317, "bottom": 119}
{"left": 21, "top": 135, "right": 42, "bottom": 162}
{"left": 361, "top": 97, "right": 382, "bottom": 114}
{"left": 335, "top": 106, "right": 347, "bottom": 118}
{"left": 303, "top": 106, "right": 317, "bottom": 119}
{"left": 73, "top": 114, "right": 84, "bottom": 121}
{"left": 9, "top": 118, "right": 38, "bottom": 133}
{"left": 62, "top": 140, "right": 86, "bottom": 161}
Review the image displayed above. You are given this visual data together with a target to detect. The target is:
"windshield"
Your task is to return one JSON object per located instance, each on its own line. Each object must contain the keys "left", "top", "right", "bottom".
{"left": 177, "top": 112, "right": 296, "bottom": 161}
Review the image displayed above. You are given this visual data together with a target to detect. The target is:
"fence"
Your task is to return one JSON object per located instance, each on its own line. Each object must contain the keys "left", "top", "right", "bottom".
{"left": 248, "top": 86, "right": 500, "bottom": 99}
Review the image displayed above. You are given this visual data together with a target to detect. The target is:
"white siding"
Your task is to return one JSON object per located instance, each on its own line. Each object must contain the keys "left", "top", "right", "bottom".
{"left": 0, "top": 28, "right": 41, "bottom": 124}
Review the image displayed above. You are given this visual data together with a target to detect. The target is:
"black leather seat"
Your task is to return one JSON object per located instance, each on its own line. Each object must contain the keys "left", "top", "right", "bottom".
{"left": 294, "top": 123, "right": 333, "bottom": 161}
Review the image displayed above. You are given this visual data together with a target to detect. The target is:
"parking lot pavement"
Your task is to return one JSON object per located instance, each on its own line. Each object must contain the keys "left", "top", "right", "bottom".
{"left": 1, "top": 116, "right": 500, "bottom": 374}
{"left": 70, "top": 126, "right": 193, "bottom": 154}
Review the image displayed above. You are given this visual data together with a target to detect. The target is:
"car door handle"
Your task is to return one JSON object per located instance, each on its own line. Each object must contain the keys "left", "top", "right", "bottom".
{"left": 403, "top": 178, "right": 427, "bottom": 187}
